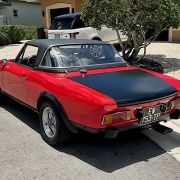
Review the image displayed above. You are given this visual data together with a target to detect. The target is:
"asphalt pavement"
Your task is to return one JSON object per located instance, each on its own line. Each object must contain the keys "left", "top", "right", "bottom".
{"left": 0, "top": 97, "right": 180, "bottom": 180}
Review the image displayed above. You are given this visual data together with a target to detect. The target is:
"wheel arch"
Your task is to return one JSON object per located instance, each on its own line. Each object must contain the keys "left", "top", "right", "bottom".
{"left": 37, "top": 92, "right": 78, "bottom": 134}
{"left": 92, "top": 37, "right": 102, "bottom": 41}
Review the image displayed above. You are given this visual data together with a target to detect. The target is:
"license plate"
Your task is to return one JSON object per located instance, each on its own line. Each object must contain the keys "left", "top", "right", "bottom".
{"left": 55, "top": 34, "right": 61, "bottom": 39}
{"left": 140, "top": 105, "right": 161, "bottom": 125}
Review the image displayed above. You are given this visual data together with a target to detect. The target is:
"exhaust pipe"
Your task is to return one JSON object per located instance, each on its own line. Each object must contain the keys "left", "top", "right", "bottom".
{"left": 153, "top": 124, "right": 173, "bottom": 135}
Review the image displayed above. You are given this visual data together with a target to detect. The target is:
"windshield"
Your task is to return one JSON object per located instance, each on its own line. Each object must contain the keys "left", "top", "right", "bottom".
{"left": 41, "top": 44, "right": 127, "bottom": 69}
{"left": 50, "top": 18, "right": 74, "bottom": 30}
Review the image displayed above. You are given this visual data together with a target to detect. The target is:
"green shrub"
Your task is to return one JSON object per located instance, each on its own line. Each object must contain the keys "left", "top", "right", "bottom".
{"left": 0, "top": 25, "right": 42, "bottom": 45}
{"left": 24, "top": 26, "right": 38, "bottom": 40}
{"left": 0, "top": 31, "right": 10, "bottom": 45}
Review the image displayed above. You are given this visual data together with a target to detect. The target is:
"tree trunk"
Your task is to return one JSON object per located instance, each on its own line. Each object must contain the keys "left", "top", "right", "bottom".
{"left": 115, "top": 29, "right": 126, "bottom": 58}
{"left": 127, "top": 49, "right": 140, "bottom": 64}
{"left": 126, "top": 31, "right": 141, "bottom": 63}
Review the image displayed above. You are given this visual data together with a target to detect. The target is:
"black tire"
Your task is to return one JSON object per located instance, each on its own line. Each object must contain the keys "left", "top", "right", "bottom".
{"left": 39, "top": 101, "right": 72, "bottom": 146}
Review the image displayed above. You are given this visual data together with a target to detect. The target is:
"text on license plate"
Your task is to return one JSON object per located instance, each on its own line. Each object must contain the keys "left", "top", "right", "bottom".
{"left": 140, "top": 105, "right": 161, "bottom": 125}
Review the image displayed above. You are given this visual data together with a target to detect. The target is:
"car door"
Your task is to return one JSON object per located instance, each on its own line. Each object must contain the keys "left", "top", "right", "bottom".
{"left": 2, "top": 45, "right": 38, "bottom": 104}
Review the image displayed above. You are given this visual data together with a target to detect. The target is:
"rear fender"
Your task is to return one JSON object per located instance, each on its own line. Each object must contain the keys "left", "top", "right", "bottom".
{"left": 37, "top": 92, "right": 78, "bottom": 134}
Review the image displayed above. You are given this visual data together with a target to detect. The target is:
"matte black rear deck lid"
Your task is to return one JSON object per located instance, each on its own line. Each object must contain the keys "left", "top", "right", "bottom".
{"left": 69, "top": 70, "right": 177, "bottom": 106}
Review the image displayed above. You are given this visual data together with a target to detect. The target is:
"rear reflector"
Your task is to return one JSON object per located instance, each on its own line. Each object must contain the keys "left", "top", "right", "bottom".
{"left": 101, "top": 111, "right": 131, "bottom": 125}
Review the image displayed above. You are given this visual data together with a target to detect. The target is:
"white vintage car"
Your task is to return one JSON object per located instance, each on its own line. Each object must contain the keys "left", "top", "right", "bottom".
{"left": 48, "top": 13, "right": 127, "bottom": 44}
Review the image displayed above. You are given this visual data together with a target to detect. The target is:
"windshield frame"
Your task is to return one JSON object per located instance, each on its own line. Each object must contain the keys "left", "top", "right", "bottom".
{"left": 38, "top": 44, "right": 128, "bottom": 72}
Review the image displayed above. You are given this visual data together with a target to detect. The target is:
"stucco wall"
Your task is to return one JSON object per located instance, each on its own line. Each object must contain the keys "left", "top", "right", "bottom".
{"left": 0, "top": 0, "right": 42, "bottom": 26}
{"left": 41, "top": 0, "right": 84, "bottom": 29}
{"left": 41, "top": 0, "right": 75, "bottom": 29}
{"left": 75, "top": 0, "right": 84, "bottom": 12}
{"left": 169, "top": 28, "right": 180, "bottom": 43}
{"left": 172, "top": 29, "right": 180, "bottom": 43}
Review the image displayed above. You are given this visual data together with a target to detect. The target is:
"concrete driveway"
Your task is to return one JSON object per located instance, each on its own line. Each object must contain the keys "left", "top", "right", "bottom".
{"left": 0, "top": 97, "right": 180, "bottom": 180}
{"left": 0, "top": 42, "right": 180, "bottom": 179}
{"left": 139, "top": 42, "right": 180, "bottom": 79}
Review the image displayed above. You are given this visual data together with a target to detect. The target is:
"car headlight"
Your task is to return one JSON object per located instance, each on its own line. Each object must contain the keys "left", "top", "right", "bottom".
{"left": 101, "top": 111, "right": 131, "bottom": 125}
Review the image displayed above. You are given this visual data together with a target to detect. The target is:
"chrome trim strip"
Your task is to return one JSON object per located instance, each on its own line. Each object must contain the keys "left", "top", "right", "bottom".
{"left": 117, "top": 93, "right": 177, "bottom": 107}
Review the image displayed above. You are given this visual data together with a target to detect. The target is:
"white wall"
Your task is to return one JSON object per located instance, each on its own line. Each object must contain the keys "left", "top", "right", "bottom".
{"left": 0, "top": 0, "right": 42, "bottom": 26}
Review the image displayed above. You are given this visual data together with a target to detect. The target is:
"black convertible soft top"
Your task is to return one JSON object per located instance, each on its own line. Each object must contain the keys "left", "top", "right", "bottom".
{"left": 26, "top": 39, "right": 108, "bottom": 50}
{"left": 54, "top": 12, "right": 80, "bottom": 20}
{"left": 18, "top": 39, "right": 110, "bottom": 68}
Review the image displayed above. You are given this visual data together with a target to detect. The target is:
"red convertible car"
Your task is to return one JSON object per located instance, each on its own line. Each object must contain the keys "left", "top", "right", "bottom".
{"left": 0, "top": 39, "right": 179, "bottom": 146}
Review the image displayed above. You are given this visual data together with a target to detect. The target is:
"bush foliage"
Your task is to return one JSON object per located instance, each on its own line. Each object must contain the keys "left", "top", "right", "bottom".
{"left": 0, "top": 25, "right": 44, "bottom": 45}
{"left": 82, "top": 0, "right": 180, "bottom": 63}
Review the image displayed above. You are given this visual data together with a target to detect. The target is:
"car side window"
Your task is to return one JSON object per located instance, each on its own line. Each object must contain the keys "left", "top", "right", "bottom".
{"left": 41, "top": 48, "right": 76, "bottom": 68}
{"left": 41, "top": 49, "right": 59, "bottom": 67}
{"left": 73, "top": 18, "right": 85, "bottom": 29}
{"left": 51, "top": 18, "right": 74, "bottom": 30}
{"left": 17, "top": 45, "right": 38, "bottom": 67}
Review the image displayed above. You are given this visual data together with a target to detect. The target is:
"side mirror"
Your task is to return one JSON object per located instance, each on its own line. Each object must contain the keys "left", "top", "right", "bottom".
{"left": 0, "top": 59, "right": 8, "bottom": 66}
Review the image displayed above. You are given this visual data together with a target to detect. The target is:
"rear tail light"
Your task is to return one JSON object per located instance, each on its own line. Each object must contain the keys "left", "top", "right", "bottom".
{"left": 101, "top": 111, "right": 131, "bottom": 125}
{"left": 69, "top": 32, "right": 79, "bottom": 39}
{"left": 170, "top": 98, "right": 180, "bottom": 110}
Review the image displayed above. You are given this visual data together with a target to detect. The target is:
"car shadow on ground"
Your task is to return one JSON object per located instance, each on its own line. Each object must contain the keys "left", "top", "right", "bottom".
{"left": 2, "top": 96, "right": 179, "bottom": 173}
{"left": 137, "top": 54, "right": 180, "bottom": 75}
{"left": 57, "top": 131, "right": 167, "bottom": 173}
{"left": 2, "top": 96, "right": 40, "bottom": 133}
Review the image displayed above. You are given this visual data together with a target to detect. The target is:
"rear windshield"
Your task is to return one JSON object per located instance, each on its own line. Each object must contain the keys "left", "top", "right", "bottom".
{"left": 50, "top": 18, "right": 74, "bottom": 30}
{"left": 41, "top": 44, "right": 127, "bottom": 69}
